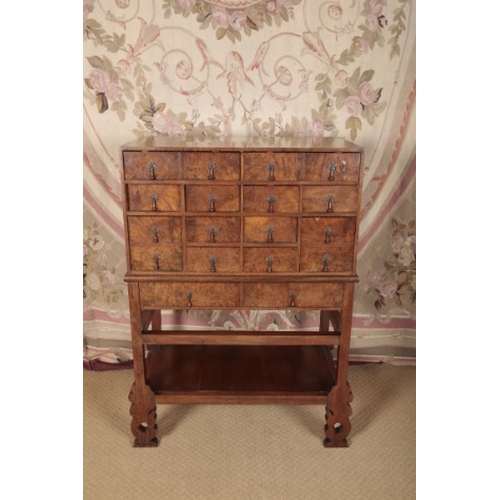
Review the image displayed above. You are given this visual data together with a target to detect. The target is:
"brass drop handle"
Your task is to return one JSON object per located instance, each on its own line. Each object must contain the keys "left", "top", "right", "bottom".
{"left": 153, "top": 253, "right": 160, "bottom": 270}
{"left": 148, "top": 162, "right": 157, "bottom": 180}
{"left": 326, "top": 195, "right": 334, "bottom": 213}
{"left": 328, "top": 163, "right": 336, "bottom": 181}
{"left": 267, "top": 195, "right": 276, "bottom": 213}
{"left": 208, "top": 227, "right": 218, "bottom": 243}
{"left": 186, "top": 291, "right": 193, "bottom": 308}
{"left": 267, "top": 226, "right": 275, "bottom": 243}
{"left": 209, "top": 256, "right": 217, "bottom": 273}
{"left": 151, "top": 226, "right": 159, "bottom": 243}
{"left": 208, "top": 194, "right": 217, "bottom": 212}
{"left": 322, "top": 255, "right": 331, "bottom": 272}
{"left": 150, "top": 194, "right": 158, "bottom": 211}
{"left": 207, "top": 162, "right": 216, "bottom": 180}
{"left": 324, "top": 227, "right": 332, "bottom": 244}
{"left": 268, "top": 162, "right": 276, "bottom": 181}
{"left": 266, "top": 256, "right": 274, "bottom": 273}
{"left": 289, "top": 291, "right": 298, "bottom": 307}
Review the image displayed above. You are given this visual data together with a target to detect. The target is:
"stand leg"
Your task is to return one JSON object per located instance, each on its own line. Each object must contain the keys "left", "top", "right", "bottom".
{"left": 127, "top": 284, "right": 159, "bottom": 447}
{"left": 323, "top": 283, "right": 355, "bottom": 447}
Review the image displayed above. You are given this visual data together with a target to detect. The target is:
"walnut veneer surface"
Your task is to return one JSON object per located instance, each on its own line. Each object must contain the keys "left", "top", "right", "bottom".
{"left": 121, "top": 135, "right": 364, "bottom": 447}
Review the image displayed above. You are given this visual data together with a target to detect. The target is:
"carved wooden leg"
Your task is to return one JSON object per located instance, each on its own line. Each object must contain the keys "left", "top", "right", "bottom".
{"left": 323, "top": 381, "right": 353, "bottom": 447}
{"left": 323, "top": 283, "right": 355, "bottom": 447}
{"left": 128, "top": 381, "right": 159, "bottom": 447}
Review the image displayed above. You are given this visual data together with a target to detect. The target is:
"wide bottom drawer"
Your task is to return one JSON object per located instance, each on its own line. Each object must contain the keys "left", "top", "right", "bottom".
{"left": 138, "top": 281, "right": 344, "bottom": 309}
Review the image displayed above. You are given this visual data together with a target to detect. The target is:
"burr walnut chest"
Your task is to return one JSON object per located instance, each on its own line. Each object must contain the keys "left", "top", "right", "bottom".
{"left": 121, "top": 135, "right": 364, "bottom": 447}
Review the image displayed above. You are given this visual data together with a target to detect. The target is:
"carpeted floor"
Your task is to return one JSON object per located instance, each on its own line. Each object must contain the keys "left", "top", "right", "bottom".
{"left": 83, "top": 363, "right": 415, "bottom": 499}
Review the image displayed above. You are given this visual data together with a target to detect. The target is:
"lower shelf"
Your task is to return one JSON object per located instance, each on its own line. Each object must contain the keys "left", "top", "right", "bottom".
{"left": 145, "top": 344, "right": 336, "bottom": 405}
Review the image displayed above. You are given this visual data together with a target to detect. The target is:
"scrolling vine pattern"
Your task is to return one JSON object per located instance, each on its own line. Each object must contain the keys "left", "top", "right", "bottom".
{"left": 84, "top": 0, "right": 410, "bottom": 140}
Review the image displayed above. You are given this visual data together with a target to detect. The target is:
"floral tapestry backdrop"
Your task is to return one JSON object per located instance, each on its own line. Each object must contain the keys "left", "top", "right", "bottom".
{"left": 83, "top": 0, "right": 416, "bottom": 366}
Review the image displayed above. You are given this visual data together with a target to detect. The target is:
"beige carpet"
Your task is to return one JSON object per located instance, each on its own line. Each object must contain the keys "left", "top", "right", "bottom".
{"left": 84, "top": 364, "right": 415, "bottom": 499}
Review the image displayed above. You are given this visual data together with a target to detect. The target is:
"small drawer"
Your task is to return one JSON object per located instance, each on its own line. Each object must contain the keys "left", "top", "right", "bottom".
{"left": 244, "top": 217, "right": 297, "bottom": 243}
{"left": 123, "top": 152, "right": 182, "bottom": 180}
{"left": 300, "top": 217, "right": 356, "bottom": 246}
{"left": 243, "top": 186, "right": 299, "bottom": 213}
{"left": 300, "top": 246, "right": 354, "bottom": 273}
{"left": 185, "top": 247, "right": 240, "bottom": 273}
{"left": 242, "top": 153, "right": 301, "bottom": 181}
{"left": 185, "top": 216, "right": 240, "bottom": 243}
{"left": 243, "top": 247, "right": 298, "bottom": 273}
{"left": 127, "top": 185, "right": 182, "bottom": 212}
{"left": 302, "top": 186, "right": 359, "bottom": 213}
{"left": 303, "top": 152, "right": 360, "bottom": 183}
{"left": 242, "top": 283, "right": 343, "bottom": 309}
{"left": 185, "top": 185, "right": 240, "bottom": 212}
{"left": 129, "top": 246, "right": 183, "bottom": 272}
{"left": 127, "top": 216, "right": 182, "bottom": 246}
{"left": 183, "top": 152, "right": 240, "bottom": 180}
{"left": 139, "top": 282, "right": 240, "bottom": 308}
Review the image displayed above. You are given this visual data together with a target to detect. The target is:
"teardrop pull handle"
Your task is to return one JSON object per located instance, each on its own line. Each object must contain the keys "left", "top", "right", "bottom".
{"left": 153, "top": 253, "right": 160, "bottom": 270}
{"left": 186, "top": 291, "right": 193, "bottom": 308}
{"left": 267, "top": 195, "right": 276, "bottom": 213}
{"left": 324, "top": 227, "right": 332, "bottom": 244}
{"left": 151, "top": 226, "right": 159, "bottom": 243}
{"left": 268, "top": 162, "right": 276, "bottom": 181}
{"left": 150, "top": 194, "right": 158, "bottom": 211}
{"left": 209, "top": 256, "right": 217, "bottom": 273}
{"left": 207, "top": 162, "right": 216, "bottom": 180}
{"left": 208, "top": 227, "right": 218, "bottom": 243}
{"left": 328, "top": 163, "right": 336, "bottom": 181}
{"left": 148, "top": 162, "right": 157, "bottom": 180}
{"left": 326, "top": 195, "right": 334, "bottom": 213}
{"left": 265, "top": 256, "right": 274, "bottom": 273}
{"left": 322, "top": 255, "right": 331, "bottom": 272}
{"left": 208, "top": 194, "right": 217, "bottom": 212}
{"left": 289, "top": 291, "right": 298, "bottom": 308}
{"left": 267, "top": 226, "right": 275, "bottom": 243}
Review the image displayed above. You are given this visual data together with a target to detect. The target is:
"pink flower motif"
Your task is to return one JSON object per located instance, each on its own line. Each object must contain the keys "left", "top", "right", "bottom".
{"left": 379, "top": 281, "right": 398, "bottom": 298}
{"left": 365, "top": 14, "right": 379, "bottom": 32}
{"left": 212, "top": 7, "right": 230, "bottom": 29}
{"left": 335, "top": 69, "right": 349, "bottom": 86}
{"left": 177, "top": 0, "right": 196, "bottom": 9}
{"left": 115, "top": 59, "right": 131, "bottom": 77}
{"left": 230, "top": 11, "right": 247, "bottom": 30}
{"left": 359, "top": 82, "right": 376, "bottom": 105}
{"left": 88, "top": 69, "right": 123, "bottom": 101}
{"left": 151, "top": 112, "right": 185, "bottom": 136}
{"left": 104, "top": 271, "right": 116, "bottom": 285}
{"left": 345, "top": 95, "right": 362, "bottom": 116}
{"left": 89, "top": 234, "right": 105, "bottom": 251}
{"left": 365, "top": 0, "right": 383, "bottom": 17}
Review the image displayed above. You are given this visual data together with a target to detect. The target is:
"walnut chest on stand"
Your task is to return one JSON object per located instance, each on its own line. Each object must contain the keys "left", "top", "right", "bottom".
{"left": 120, "top": 135, "right": 364, "bottom": 447}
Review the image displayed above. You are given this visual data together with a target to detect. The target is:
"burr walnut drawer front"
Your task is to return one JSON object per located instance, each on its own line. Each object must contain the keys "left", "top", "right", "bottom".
{"left": 243, "top": 186, "right": 299, "bottom": 213}
{"left": 129, "top": 246, "right": 183, "bottom": 272}
{"left": 242, "top": 153, "right": 301, "bottom": 181}
{"left": 302, "top": 186, "right": 359, "bottom": 213}
{"left": 303, "top": 152, "right": 361, "bottom": 183}
{"left": 123, "top": 151, "right": 182, "bottom": 180}
{"left": 182, "top": 152, "right": 240, "bottom": 180}
{"left": 300, "top": 217, "right": 356, "bottom": 246}
{"left": 127, "top": 185, "right": 183, "bottom": 212}
{"left": 127, "top": 216, "right": 182, "bottom": 246}
{"left": 241, "top": 283, "right": 343, "bottom": 309}
{"left": 185, "top": 185, "right": 240, "bottom": 212}
{"left": 300, "top": 246, "right": 354, "bottom": 273}
{"left": 139, "top": 282, "right": 240, "bottom": 309}
{"left": 243, "top": 247, "right": 298, "bottom": 273}
{"left": 244, "top": 217, "right": 297, "bottom": 243}
{"left": 185, "top": 247, "right": 240, "bottom": 273}
{"left": 185, "top": 216, "right": 241, "bottom": 243}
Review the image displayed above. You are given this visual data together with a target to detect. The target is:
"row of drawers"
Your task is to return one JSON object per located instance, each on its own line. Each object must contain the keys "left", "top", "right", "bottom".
{"left": 124, "top": 151, "right": 360, "bottom": 183}
{"left": 126, "top": 185, "right": 358, "bottom": 213}
{"left": 128, "top": 216, "right": 355, "bottom": 273}
{"left": 139, "top": 281, "right": 344, "bottom": 309}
